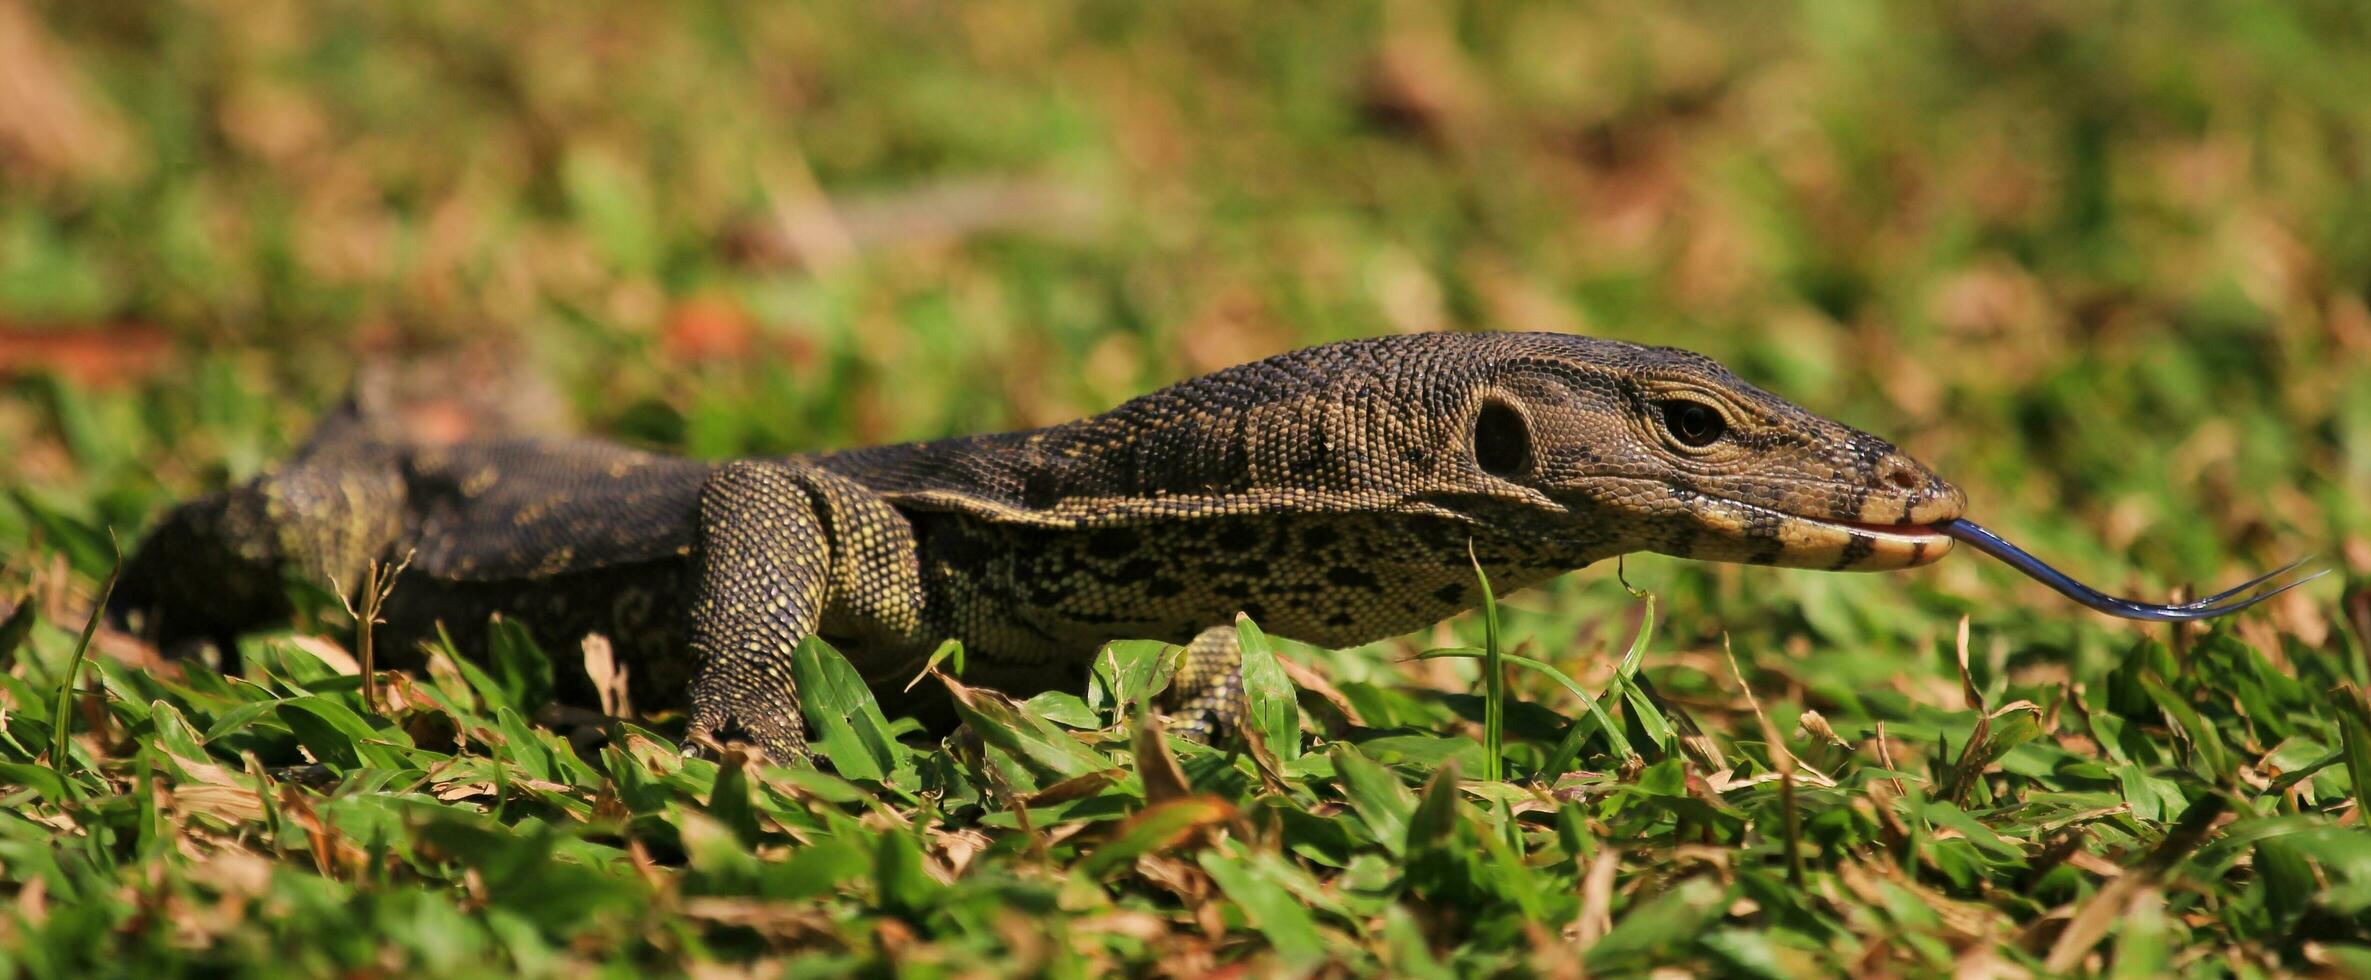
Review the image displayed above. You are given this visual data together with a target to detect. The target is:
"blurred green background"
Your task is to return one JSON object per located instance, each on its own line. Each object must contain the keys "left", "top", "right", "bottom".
{"left": 5, "top": 0, "right": 2367, "bottom": 608}
{"left": 4, "top": 0, "right": 2371, "bottom": 972}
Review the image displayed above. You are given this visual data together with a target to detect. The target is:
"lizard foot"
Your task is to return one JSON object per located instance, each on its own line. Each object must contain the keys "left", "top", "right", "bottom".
{"left": 1163, "top": 625, "right": 1248, "bottom": 745}
{"left": 685, "top": 677, "right": 809, "bottom": 763}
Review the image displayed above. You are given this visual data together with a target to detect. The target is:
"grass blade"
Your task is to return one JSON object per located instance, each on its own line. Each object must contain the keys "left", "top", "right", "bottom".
{"left": 49, "top": 530, "right": 120, "bottom": 786}
{"left": 1415, "top": 648, "right": 1635, "bottom": 761}
{"left": 1467, "top": 543, "right": 1505, "bottom": 782}
{"left": 2334, "top": 683, "right": 2371, "bottom": 822}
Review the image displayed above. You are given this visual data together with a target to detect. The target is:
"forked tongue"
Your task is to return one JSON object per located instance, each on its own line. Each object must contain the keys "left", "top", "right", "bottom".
{"left": 1939, "top": 519, "right": 2325, "bottom": 622}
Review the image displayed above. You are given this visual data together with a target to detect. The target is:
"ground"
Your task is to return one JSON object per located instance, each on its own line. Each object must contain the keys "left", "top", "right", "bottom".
{"left": 2, "top": 1, "right": 2370, "bottom": 975}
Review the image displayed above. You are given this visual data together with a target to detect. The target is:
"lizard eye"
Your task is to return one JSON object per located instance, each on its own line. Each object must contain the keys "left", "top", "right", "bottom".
{"left": 1471, "top": 399, "right": 1532, "bottom": 478}
{"left": 1659, "top": 399, "right": 1727, "bottom": 448}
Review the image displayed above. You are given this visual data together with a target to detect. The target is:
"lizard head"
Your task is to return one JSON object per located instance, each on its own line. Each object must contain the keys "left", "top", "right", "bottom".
{"left": 1383, "top": 332, "right": 2312, "bottom": 619}
{"left": 1425, "top": 334, "right": 1965, "bottom": 571}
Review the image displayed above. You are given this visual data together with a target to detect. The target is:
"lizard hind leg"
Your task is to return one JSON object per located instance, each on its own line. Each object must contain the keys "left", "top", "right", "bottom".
{"left": 1163, "top": 625, "right": 1250, "bottom": 745}
{"left": 683, "top": 461, "right": 830, "bottom": 762}
{"left": 681, "top": 459, "right": 923, "bottom": 764}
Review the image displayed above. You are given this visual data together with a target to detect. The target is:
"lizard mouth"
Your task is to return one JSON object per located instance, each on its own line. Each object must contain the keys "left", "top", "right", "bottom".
{"left": 1810, "top": 517, "right": 1956, "bottom": 542}
{"left": 1654, "top": 491, "right": 1958, "bottom": 571}
{"left": 1780, "top": 514, "right": 1956, "bottom": 570}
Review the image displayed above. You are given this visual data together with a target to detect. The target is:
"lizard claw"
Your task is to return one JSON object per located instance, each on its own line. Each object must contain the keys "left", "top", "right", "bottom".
{"left": 685, "top": 685, "right": 809, "bottom": 763}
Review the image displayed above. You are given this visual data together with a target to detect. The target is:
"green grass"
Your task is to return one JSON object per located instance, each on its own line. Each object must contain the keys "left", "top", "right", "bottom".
{"left": 4, "top": 0, "right": 2371, "bottom": 974}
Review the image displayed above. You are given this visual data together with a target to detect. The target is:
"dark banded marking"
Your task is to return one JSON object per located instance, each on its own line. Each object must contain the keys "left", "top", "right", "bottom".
{"left": 1830, "top": 530, "right": 1876, "bottom": 570}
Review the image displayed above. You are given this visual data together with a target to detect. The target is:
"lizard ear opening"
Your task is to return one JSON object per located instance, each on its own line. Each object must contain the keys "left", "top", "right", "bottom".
{"left": 1471, "top": 398, "right": 1533, "bottom": 479}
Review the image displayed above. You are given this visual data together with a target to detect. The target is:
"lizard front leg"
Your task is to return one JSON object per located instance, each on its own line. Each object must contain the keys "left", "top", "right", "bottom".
{"left": 684, "top": 460, "right": 922, "bottom": 762}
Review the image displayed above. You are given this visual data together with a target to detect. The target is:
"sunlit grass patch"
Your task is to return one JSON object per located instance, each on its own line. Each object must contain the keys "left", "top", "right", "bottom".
{"left": 3, "top": 543, "right": 2368, "bottom": 974}
{"left": 3, "top": 0, "right": 2371, "bottom": 972}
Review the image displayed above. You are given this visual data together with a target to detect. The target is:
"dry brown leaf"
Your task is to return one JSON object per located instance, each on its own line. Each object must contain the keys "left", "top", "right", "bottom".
{"left": 581, "top": 633, "right": 630, "bottom": 718}
{"left": 1133, "top": 713, "right": 1194, "bottom": 804}
{"left": 1276, "top": 657, "right": 1363, "bottom": 730}
{"left": 0, "top": 324, "right": 173, "bottom": 387}
{"left": 1021, "top": 768, "right": 1126, "bottom": 809}
{"left": 928, "top": 826, "right": 996, "bottom": 878}
{"left": 1797, "top": 709, "right": 1851, "bottom": 750}
{"left": 171, "top": 783, "right": 266, "bottom": 825}
{"left": 661, "top": 295, "right": 756, "bottom": 364}
{"left": 13, "top": 874, "right": 44, "bottom": 926}
{"left": 1132, "top": 852, "right": 1211, "bottom": 907}
{"left": 1571, "top": 847, "right": 1620, "bottom": 948}
{"left": 434, "top": 781, "right": 498, "bottom": 802}
{"left": 283, "top": 635, "right": 360, "bottom": 676}
{"left": 678, "top": 897, "right": 841, "bottom": 941}
{"left": 2043, "top": 877, "right": 2153, "bottom": 974}
{"left": 185, "top": 849, "right": 275, "bottom": 899}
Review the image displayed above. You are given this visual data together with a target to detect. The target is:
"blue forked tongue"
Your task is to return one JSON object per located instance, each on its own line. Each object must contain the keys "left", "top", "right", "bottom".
{"left": 1939, "top": 519, "right": 2326, "bottom": 622}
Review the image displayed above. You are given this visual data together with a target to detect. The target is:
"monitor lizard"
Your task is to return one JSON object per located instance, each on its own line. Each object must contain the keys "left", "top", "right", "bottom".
{"left": 106, "top": 331, "right": 2310, "bottom": 762}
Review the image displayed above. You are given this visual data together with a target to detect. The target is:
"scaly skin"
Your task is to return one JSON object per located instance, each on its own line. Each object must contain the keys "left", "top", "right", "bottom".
{"left": 110, "top": 332, "right": 1966, "bottom": 761}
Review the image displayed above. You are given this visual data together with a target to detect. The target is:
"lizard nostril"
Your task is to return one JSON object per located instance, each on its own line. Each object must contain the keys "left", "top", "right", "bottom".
{"left": 1876, "top": 457, "right": 1923, "bottom": 492}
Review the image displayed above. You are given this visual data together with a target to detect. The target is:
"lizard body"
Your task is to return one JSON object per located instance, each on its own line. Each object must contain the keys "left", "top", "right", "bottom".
{"left": 111, "top": 331, "right": 1966, "bottom": 760}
